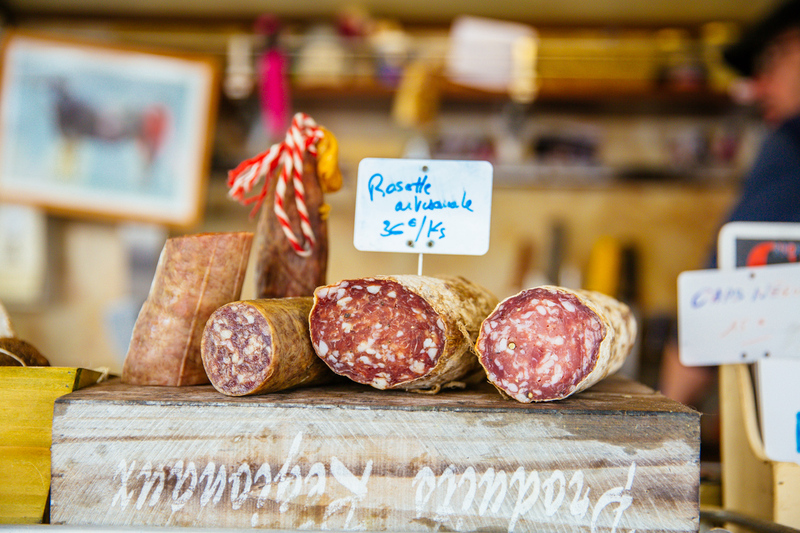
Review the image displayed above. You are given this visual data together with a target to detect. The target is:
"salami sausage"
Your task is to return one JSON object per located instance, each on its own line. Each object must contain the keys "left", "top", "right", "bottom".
{"left": 309, "top": 275, "right": 498, "bottom": 392}
{"left": 0, "top": 338, "right": 50, "bottom": 366}
{"left": 228, "top": 114, "right": 342, "bottom": 299}
{"left": 122, "top": 232, "right": 253, "bottom": 386}
{"left": 201, "top": 297, "right": 334, "bottom": 396}
{"left": 255, "top": 152, "right": 328, "bottom": 298}
{"left": 475, "top": 286, "right": 636, "bottom": 402}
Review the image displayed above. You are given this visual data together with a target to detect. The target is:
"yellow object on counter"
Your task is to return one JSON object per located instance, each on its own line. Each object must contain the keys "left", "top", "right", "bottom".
{"left": 0, "top": 367, "right": 106, "bottom": 524}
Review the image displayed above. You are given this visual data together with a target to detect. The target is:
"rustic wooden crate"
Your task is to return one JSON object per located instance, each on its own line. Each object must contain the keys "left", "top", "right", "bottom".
{"left": 50, "top": 376, "right": 699, "bottom": 532}
{"left": 0, "top": 366, "right": 106, "bottom": 524}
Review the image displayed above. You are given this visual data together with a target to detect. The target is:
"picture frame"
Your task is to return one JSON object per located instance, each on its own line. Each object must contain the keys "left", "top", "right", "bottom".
{"left": 0, "top": 31, "right": 219, "bottom": 228}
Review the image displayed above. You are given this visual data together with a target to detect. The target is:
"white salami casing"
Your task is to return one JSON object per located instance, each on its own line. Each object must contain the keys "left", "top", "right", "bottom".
{"left": 475, "top": 285, "right": 636, "bottom": 402}
{"left": 308, "top": 275, "right": 498, "bottom": 392}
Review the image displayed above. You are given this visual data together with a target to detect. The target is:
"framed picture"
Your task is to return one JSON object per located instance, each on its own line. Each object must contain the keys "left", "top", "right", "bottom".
{"left": 0, "top": 31, "right": 219, "bottom": 228}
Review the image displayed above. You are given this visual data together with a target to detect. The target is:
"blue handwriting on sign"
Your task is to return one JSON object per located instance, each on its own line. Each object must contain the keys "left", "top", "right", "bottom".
{"left": 368, "top": 173, "right": 431, "bottom": 200}
{"left": 380, "top": 215, "right": 445, "bottom": 241}
{"left": 690, "top": 287, "right": 745, "bottom": 309}
{"left": 368, "top": 173, "right": 473, "bottom": 213}
{"left": 368, "top": 171, "right": 476, "bottom": 243}
{"left": 394, "top": 191, "right": 473, "bottom": 213}
{"left": 691, "top": 282, "right": 800, "bottom": 309}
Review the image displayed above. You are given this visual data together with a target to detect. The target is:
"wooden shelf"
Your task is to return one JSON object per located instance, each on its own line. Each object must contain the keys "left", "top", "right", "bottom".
{"left": 291, "top": 75, "right": 738, "bottom": 113}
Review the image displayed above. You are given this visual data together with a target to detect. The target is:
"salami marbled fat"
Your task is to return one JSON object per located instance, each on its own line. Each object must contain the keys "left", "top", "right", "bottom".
{"left": 309, "top": 275, "right": 498, "bottom": 391}
{"left": 201, "top": 297, "right": 334, "bottom": 396}
{"left": 475, "top": 286, "right": 636, "bottom": 402}
{"left": 122, "top": 232, "right": 253, "bottom": 386}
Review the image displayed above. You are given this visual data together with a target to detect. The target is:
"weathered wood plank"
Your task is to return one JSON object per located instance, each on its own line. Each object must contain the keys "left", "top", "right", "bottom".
{"left": 50, "top": 376, "right": 699, "bottom": 532}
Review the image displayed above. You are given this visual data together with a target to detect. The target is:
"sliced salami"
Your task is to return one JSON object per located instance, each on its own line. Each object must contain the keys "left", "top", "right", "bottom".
{"left": 201, "top": 297, "right": 334, "bottom": 396}
{"left": 122, "top": 232, "right": 253, "bottom": 386}
{"left": 308, "top": 275, "right": 498, "bottom": 391}
{"left": 475, "top": 286, "right": 636, "bottom": 402}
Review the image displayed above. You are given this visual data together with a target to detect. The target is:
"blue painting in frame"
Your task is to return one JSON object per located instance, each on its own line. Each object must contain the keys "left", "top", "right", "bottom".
{"left": 0, "top": 31, "right": 219, "bottom": 228}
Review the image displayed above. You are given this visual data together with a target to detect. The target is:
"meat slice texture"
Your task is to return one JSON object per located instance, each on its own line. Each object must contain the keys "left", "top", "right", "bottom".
{"left": 122, "top": 232, "right": 253, "bottom": 386}
{"left": 201, "top": 297, "right": 334, "bottom": 396}
{"left": 475, "top": 286, "right": 636, "bottom": 402}
{"left": 309, "top": 275, "right": 498, "bottom": 391}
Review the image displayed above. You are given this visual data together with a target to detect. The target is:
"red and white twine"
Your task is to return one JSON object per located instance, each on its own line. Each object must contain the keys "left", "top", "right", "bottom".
{"left": 227, "top": 112, "right": 324, "bottom": 257}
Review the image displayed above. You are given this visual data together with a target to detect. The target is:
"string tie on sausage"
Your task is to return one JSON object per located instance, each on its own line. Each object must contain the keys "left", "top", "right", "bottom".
{"left": 227, "top": 112, "right": 324, "bottom": 257}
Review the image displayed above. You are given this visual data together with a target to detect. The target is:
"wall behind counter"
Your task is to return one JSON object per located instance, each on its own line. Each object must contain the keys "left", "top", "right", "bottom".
{"left": 7, "top": 176, "right": 735, "bottom": 376}
{"left": 7, "top": 92, "right": 746, "bottom": 376}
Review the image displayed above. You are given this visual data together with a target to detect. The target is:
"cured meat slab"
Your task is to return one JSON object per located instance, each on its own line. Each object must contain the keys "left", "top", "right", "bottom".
{"left": 50, "top": 377, "right": 699, "bottom": 532}
{"left": 255, "top": 152, "right": 329, "bottom": 299}
{"left": 122, "top": 232, "right": 253, "bottom": 386}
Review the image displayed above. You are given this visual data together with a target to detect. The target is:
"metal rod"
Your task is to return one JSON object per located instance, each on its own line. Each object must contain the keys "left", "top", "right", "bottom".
{"left": 701, "top": 507, "right": 800, "bottom": 533}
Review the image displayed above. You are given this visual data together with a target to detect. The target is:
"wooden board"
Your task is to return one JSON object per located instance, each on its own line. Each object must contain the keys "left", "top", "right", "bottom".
{"left": 0, "top": 366, "right": 106, "bottom": 524}
{"left": 719, "top": 364, "right": 800, "bottom": 531}
{"left": 50, "top": 376, "right": 700, "bottom": 532}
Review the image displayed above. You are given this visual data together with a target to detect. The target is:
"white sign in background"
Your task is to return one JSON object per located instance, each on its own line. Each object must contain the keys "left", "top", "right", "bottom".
{"left": 354, "top": 158, "right": 492, "bottom": 255}
{"left": 714, "top": 222, "right": 800, "bottom": 464}
{"left": 678, "top": 261, "right": 800, "bottom": 366}
{"left": 755, "top": 358, "right": 800, "bottom": 463}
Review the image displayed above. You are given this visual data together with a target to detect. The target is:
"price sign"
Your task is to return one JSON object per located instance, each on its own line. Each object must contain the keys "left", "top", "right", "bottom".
{"left": 677, "top": 262, "right": 800, "bottom": 366}
{"left": 354, "top": 158, "right": 492, "bottom": 255}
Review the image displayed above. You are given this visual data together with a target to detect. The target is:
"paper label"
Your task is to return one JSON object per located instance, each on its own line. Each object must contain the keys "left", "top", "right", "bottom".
{"left": 354, "top": 158, "right": 492, "bottom": 255}
{"left": 796, "top": 411, "right": 799, "bottom": 454}
{"left": 678, "top": 262, "right": 800, "bottom": 366}
{"left": 754, "top": 359, "right": 800, "bottom": 463}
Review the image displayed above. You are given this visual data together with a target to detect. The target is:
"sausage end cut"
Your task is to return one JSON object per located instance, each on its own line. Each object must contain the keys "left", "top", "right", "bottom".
{"left": 202, "top": 297, "right": 333, "bottom": 396}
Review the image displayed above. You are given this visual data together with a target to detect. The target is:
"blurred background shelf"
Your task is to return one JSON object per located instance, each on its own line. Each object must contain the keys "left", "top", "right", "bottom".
{"left": 2, "top": 0, "right": 777, "bottom": 27}
{"left": 290, "top": 78, "right": 738, "bottom": 114}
